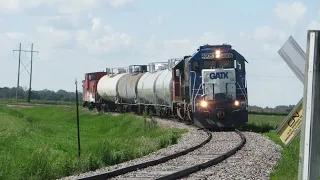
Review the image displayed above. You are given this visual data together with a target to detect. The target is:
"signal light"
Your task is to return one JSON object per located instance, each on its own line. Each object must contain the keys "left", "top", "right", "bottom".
{"left": 234, "top": 100, "right": 239, "bottom": 106}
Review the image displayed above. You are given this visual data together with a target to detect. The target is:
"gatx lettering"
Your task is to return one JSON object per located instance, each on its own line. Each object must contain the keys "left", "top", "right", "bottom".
{"left": 210, "top": 72, "right": 229, "bottom": 79}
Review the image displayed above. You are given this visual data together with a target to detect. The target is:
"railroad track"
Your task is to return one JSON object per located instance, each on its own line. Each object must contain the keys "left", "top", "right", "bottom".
{"left": 75, "top": 120, "right": 246, "bottom": 180}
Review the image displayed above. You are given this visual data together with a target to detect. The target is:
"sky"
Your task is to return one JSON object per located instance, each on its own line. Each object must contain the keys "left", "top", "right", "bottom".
{"left": 0, "top": 0, "right": 319, "bottom": 108}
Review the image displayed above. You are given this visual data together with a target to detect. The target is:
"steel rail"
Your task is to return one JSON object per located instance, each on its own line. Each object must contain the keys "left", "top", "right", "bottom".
{"left": 155, "top": 129, "right": 246, "bottom": 180}
{"left": 77, "top": 128, "right": 212, "bottom": 180}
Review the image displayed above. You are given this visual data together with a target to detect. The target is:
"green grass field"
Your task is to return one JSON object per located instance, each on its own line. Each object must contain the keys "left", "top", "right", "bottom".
{"left": 240, "top": 114, "right": 300, "bottom": 180}
{"left": 0, "top": 99, "right": 301, "bottom": 180}
{"left": 0, "top": 105, "right": 187, "bottom": 180}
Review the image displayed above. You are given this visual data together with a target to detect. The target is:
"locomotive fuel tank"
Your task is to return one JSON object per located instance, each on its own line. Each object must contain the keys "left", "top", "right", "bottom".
{"left": 97, "top": 73, "right": 126, "bottom": 102}
{"left": 137, "top": 70, "right": 163, "bottom": 104}
{"left": 118, "top": 73, "right": 145, "bottom": 103}
{"left": 154, "top": 69, "right": 173, "bottom": 105}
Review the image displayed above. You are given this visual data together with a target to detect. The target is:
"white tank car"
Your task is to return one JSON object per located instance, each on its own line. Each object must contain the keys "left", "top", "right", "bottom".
{"left": 137, "top": 70, "right": 163, "bottom": 104}
{"left": 97, "top": 73, "right": 126, "bottom": 102}
{"left": 117, "top": 73, "right": 145, "bottom": 103}
{"left": 154, "top": 69, "right": 173, "bottom": 106}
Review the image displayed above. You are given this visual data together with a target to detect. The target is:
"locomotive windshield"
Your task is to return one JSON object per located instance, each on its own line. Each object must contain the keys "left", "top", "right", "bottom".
{"left": 203, "top": 59, "right": 233, "bottom": 69}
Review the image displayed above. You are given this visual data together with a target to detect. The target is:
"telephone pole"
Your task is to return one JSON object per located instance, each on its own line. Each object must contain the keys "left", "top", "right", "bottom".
{"left": 13, "top": 43, "right": 22, "bottom": 102}
{"left": 25, "top": 43, "right": 38, "bottom": 102}
{"left": 12, "top": 43, "right": 39, "bottom": 102}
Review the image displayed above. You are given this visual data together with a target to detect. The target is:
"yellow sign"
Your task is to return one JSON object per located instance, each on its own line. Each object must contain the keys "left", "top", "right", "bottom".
{"left": 276, "top": 99, "right": 303, "bottom": 146}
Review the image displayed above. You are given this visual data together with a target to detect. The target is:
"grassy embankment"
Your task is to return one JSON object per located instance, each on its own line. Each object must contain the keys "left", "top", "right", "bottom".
{"left": 0, "top": 105, "right": 187, "bottom": 180}
{"left": 240, "top": 113, "right": 299, "bottom": 180}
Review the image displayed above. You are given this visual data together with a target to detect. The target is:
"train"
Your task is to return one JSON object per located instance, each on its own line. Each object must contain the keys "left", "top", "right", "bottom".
{"left": 82, "top": 44, "right": 249, "bottom": 130}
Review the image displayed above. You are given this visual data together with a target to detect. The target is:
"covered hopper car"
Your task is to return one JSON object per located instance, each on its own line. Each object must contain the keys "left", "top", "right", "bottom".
{"left": 82, "top": 44, "right": 249, "bottom": 130}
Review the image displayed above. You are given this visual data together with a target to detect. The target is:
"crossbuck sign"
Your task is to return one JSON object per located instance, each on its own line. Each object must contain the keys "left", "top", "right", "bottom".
{"left": 276, "top": 31, "right": 320, "bottom": 180}
{"left": 276, "top": 36, "right": 306, "bottom": 146}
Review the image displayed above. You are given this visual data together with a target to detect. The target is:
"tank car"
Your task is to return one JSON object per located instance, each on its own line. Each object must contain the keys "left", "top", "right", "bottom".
{"left": 95, "top": 66, "right": 148, "bottom": 112}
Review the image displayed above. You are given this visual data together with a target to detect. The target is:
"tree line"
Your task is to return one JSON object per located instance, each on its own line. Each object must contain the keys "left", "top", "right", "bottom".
{"left": 0, "top": 86, "right": 295, "bottom": 113}
{"left": 0, "top": 86, "right": 82, "bottom": 102}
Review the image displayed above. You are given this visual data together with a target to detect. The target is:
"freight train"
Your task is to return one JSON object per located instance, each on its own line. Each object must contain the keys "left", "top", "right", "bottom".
{"left": 82, "top": 44, "right": 249, "bottom": 130}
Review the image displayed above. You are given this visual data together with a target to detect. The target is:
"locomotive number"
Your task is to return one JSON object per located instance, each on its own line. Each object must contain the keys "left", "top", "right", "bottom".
{"left": 201, "top": 53, "right": 214, "bottom": 59}
{"left": 221, "top": 53, "right": 233, "bottom": 58}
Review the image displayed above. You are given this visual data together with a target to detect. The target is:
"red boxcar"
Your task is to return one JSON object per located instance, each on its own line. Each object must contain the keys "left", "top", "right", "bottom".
{"left": 82, "top": 71, "right": 106, "bottom": 109}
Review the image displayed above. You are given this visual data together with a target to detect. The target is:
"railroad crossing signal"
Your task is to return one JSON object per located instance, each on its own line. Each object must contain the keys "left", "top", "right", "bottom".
{"left": 276, "top": 36, "right": 306, "bottom": 146}
{"left": 276, "top": 31, "right": 320, "bottom": 180}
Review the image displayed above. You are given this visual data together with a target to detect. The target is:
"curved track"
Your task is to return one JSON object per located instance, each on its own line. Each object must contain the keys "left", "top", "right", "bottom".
{"left": 76, "top": 122, "right": 246, "bottom": 180}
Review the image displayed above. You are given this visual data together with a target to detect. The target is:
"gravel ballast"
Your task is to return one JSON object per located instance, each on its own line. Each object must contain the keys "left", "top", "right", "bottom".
{"left": 183, "top": 131, "right": 283, "bottom": 180}
{"left": 60, "top": 115, "right": 282, "bottom": 180}
{"left": 110, "top": 131, "right": 242, "bottom": 179}
{"left": 60, "top": 117, "right": 209, "bottom": 180}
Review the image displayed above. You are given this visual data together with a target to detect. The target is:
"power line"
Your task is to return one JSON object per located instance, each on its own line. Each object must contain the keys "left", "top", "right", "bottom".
{"left": 12, "top": 43, "right": 39, "bottom": 102}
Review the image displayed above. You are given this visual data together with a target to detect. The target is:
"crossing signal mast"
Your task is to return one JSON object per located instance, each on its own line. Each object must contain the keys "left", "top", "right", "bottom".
{"left": 13, "top": 43, "right": 39, "bottom": 102}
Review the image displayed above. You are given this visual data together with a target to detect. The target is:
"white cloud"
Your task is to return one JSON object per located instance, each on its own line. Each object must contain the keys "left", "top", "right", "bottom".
{"left": 0, "top": 0, "right": 101, "bottom": 14}
{"left": 36, "top": 26, "right": 71, "bottom": 40}
{"left": 107, "top": 0, "right": 134, "bottom": 7}
{"left": 274, "top": 2, "right": 307, "bottom": 26}
{"left": 308, "top": 20, "right": 320, "bottom": 30}
{"left": 53, "top": 0, "right": 101, "bottom": 14}
{"left": 163, "top": 39, "right": 191, "bottom": 45}
{"left": 251, "top": 26, "right": 286, "bottom": 40}
{"left": 150, "top": 14, "right": 163, "bottom": 25}
{"left": 76, "top": 17, "right": 132, "bottom": 53}
{"left": 198, "top": 32, "right": 229, "bottom": 45}
{"left": 0, "top": 0, "right": 43, "bottom": 13}
{"left": 5, "top": 32, "right": 26, "bottom": 39}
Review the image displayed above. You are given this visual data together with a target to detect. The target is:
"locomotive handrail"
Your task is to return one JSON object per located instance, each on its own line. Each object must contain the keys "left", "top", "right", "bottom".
{"left": 190, "top": 71, "right": 197, "bottom": 104}
{"left": 236, "top": 81, "right": 247, "bottom": 103}
{"left": 193, "top": 84, "right": 203, "bottom": 112}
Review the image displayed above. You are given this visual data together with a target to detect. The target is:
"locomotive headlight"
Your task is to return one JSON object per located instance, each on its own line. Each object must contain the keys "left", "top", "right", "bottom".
{"left": 215, "top": 50, "right": 221, "bottom": 58}
{"left": 234, "top": 100, "right": 240, "bottom": 106}
{"left": 200, "top": 100, "right": 208, "bottom": 108}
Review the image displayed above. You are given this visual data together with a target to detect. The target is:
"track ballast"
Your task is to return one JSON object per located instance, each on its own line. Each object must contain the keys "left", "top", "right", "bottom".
{"left": 72, "top": 111, "right": 246, "bottom": 180}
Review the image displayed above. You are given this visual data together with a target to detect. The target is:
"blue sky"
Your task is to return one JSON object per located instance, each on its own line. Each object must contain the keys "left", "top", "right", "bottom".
{"left": 0, "top": 0, "right": 319, "bottom": 107}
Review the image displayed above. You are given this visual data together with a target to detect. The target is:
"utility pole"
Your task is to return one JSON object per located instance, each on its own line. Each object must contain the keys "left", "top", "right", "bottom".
{"left": 13, "top": 43, "right": 22, "bottom": 102}
{"left": 25, "top": 43, "right": 38, "bottom": 102}
{"left": 12, "top": 43, "right": 39, "bottom": 102}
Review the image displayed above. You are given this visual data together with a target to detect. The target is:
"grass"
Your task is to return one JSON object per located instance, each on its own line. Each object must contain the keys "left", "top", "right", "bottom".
{"left": 0, "top": 105, "right": 187, "bottom": 180}
{"left": 240, "top": 114, "right": 299, "bottom": 180}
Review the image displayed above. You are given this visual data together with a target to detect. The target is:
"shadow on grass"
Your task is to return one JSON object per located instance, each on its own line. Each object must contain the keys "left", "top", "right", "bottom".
{"left": 239, "top": 123, "right": 277, "bottom": 133}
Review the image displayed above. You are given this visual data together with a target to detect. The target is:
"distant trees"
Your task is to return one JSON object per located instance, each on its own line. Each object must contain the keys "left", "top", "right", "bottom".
{"left": 0, "top": 86, "right": 295, "bottom": 113}
{"left": 248, "top": 104, "right": 295, "bottom": 114}
{"left": 0, "top": 87, "right": 82, "bottom": 102}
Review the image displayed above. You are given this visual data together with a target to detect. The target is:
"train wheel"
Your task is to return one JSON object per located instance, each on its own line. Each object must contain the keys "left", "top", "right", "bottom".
{"left": 88, "top": 103, "right": 94, "bottom": 111}
{"left": 159, "top": 108, "right": 164, "bottom": 118}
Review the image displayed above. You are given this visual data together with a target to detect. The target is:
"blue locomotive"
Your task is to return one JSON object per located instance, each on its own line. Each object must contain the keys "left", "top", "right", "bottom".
{"left": 172, "top": 44, "right": 248, "bottom": 130}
